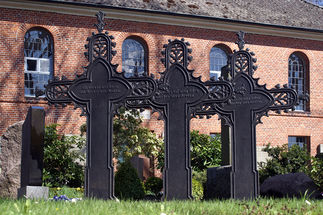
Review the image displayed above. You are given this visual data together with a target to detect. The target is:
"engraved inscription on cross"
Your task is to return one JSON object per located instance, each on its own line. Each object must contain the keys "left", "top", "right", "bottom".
{"left": 150, "top": 39, "right": 233, "bottom": 200}
{"left": 45, "top": 12, "right": 155, "bottom": 199}
{"left": 194, "top": 31, "right": 299, "bottom": 200}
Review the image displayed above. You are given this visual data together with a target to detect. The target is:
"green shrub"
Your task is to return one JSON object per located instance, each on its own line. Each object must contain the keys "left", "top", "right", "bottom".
{"left": 157, "top": 130, "right": 221, "bottom": 171}
{"left": 115, "top": 160, "right": 145, "bottom": 200}
{"left": 192, "top": 170, "right": 207, "bottom": 200}
{"left": 80, "top": 107, "right": 164, "bottom": 164}
{"left": 310, "top": 156, "right": 323, "bottom": 190}
{"left": 43, "top": 124, "right": 85, "bottom": 187}
{"left": 144, "top": 177, "right": 163, "bottom": 196}
{"left": 192, "top": 178, "right": 203, "bottom": 200}
{"left": 113, "top": 108, "right": 163, "bottom": 162}
{"left": 258, "top": 143, "right": 311, "bottom": 184}
{"left": 190, "top": 130, "right": 221, "bottom": 172}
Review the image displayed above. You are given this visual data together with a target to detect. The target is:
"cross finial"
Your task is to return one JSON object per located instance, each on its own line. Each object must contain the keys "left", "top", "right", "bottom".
{"left": 235, "top": 31, "right": 245, "bottom": 50}
{"left": 95, "top": 11, "right": 106, "bottom": 33}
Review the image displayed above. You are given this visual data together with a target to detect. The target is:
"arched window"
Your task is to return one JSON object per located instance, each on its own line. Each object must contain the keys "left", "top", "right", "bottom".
{"left": 288, "top": 53, "right": 309, "bottom": 111}
{"left": 24, "top": 28, "right": 53, "bottom": 97}
{"left": 210, "top": 46, "right": 228, "bottom": 80}
{"left": 122, "top": 38, "right": 147, "bottom": 77}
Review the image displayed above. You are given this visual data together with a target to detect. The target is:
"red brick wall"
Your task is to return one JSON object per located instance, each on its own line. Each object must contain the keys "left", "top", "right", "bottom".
{"left": 0, "top": 8, "right": 322, "bottom": 155}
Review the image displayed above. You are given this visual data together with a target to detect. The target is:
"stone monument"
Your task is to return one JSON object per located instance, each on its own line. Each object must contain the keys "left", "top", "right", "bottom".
{"left": 18, "top": 106, "right": 48, "bottom": 199}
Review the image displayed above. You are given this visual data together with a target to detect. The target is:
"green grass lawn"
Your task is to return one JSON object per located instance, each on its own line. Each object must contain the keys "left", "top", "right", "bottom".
{"left": 0, "top": 198, "right": 322, "bottom": 215}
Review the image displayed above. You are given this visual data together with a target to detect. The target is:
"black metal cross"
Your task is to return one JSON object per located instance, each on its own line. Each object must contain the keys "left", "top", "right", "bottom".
{"left": 45, "top": 12, "right": 155, "bottom": 199}
{"left": 149, "top": 39, "right": 232, "bottom": 200}
{"left": 194, "top": 31, "right": 299, "bottom": 199}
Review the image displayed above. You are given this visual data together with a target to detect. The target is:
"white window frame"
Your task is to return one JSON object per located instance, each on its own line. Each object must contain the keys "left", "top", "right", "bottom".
{"left": 210, "top": 70, "right": 221, "bottom": 80}
{"left": 24, "top": 57, "right": 50, "bottom": 97}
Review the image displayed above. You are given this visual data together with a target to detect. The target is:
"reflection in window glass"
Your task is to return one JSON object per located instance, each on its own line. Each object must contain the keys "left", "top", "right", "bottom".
{"left": 24, "top": 28, "right": 53, "bottom": 97}
{"left": 210, "top": 47, "right": 227, "bottom": 80}
{"left": 122, "top": 39, "right": 146, "bottom": 77}
{"left": 210, "top": 133, "right": 221, "bottom": 141}
{"left": 288, "top": 54, "right": 307, "bottom": 111}
{"left": 288, "top": 136, "right": 307, "bottom": 149}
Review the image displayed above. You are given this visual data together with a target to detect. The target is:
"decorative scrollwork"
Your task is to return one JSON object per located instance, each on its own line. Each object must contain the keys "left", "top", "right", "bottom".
{"left": 92, "top": 36, "right": 109, "bottom": 59}
{"left": 45, "top": 78, "right": 73, "bottom": 106}
{"left": 234, "top": 53, "right": 249, "bottom": 74}
{"left": 230, "top": 32, "right": 257, "bottom": 78}
{"left": 161, "top": 38, "right": 192, "bottom": 70}
{"left": 268, "top": 84, "right": 298, "bottom": 113}
{"left": 235, "top": 31, "right": 245, "bottom": 51}
{"left": 254, "top": 111, "right": 269, "bottom": 124}
{"left": 95, "top": 11, "right": 106, "bottom": 34}
{"left": 84, "top": 12, "right": 116, "bottom": 63}
{"left": 206, "top": 83, "right": 232, "bottom": 101}
{"left": 129, "top": 79, "right": 155, "bottom": 97}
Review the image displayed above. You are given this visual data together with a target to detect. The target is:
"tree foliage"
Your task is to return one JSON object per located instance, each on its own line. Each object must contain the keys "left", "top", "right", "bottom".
{"left": 156, "top": 130, "right": 221, "bottom": 172}
{"left": 258, "top": 143, "right": 311, "bottom": 184}
{"left": 113, "top": 108, "right": 164, "bottom": 162}
{"left": 190, "top": 130, "right": 221, "bottom": 172}
{"left": 43, "top": 124, "right": 85, "bottom": 187}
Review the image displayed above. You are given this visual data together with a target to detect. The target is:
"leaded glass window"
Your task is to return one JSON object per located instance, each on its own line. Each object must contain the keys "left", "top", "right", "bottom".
{"left": 24, "top": 28, "right": 53, "bottom": 97}
{"left": 288, "top": 53, "right": 308, "bottom": 111}
{"left": 210, "top": 47, "right": 228, "bottom": 80}
{"left": 122, "top": 39, "right": 146, "bottom": 77}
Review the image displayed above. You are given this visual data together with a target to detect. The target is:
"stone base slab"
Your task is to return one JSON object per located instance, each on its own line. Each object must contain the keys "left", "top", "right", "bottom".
{"left": 18, "top": 186, "right": 49, "bottom": 199}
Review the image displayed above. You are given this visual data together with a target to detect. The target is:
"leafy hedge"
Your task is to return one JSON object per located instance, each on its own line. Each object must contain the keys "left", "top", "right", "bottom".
{"left": 258, "top": 143, "right": 323, "bottom": 190}
{"left": 144, "top": 177, "right": 163, "bottom": 196}
{"left": 43, "top": 124, "right": 85, "bottom": 187}
{"left": 115, "top": 160, "right": 145, "bottom": 200}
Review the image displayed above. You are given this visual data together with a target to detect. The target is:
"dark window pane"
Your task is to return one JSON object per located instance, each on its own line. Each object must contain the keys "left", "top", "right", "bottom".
{"left": 27, "top": 59, "right": 37, "bottom": 71}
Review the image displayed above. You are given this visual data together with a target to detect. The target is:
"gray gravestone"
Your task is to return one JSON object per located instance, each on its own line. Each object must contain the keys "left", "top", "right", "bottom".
{"left": 18, "top": 106, "right": 48, "bottom": 199}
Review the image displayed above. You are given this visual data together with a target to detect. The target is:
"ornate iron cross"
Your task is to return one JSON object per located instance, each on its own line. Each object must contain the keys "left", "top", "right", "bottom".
{"left": 194, "top": 31, "right": 299, "bottom": 199}
{"left": 128, "top": 39, "right": 233, "bottom": 200}
{"left": 45, "top": 12, "right": 155, "bottom": 199}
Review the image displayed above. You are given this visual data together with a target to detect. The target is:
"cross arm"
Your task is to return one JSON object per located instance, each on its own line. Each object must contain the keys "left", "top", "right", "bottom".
{"left": 45, "top": 76, "right": 73, "bottom": 107}
{"left": 123, "top": 75, "right": 157, "bottom": 109}
{"left": 190, "top": 80, "right": 233, "bottom": 123}
{"left": 268, "top": 84, "right": 298, "bottom": 113}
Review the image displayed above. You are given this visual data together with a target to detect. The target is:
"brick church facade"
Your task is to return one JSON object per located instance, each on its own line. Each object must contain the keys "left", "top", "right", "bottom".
{"left": 0, "top": 0, "right": 322, "bottom": 156}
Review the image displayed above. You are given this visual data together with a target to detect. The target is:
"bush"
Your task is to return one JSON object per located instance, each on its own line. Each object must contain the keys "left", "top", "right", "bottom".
{"left": 157, "top": 130, "right": 221, "bottom": 171}
{"left": 192, "top": 178, "right": 203, "bottom": 200}
{"left": 113, "top": 108, "right": 163, "bottom": 162}
{"left": 80, "top": 108, "right": 164, "bottom": 164}
{"left": 192, "top": 170, "right": 206, "bottom": 200}
{"left": 115, "top": 160, "right": 145, "bottom": 200}
{"left": 43, "top": 124, "right": 85, "bottom": 187}
{"left": 258, "top": 143, "right": 311, "bottom": 184}
{"left": 310, "top": 156, "right": 323, "bottom": 190}
{"left": 190, "top": 131, "right": 221, "bottom": 172}
{"left": 144, "top": 177, "right": 163, "bottom": 196}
